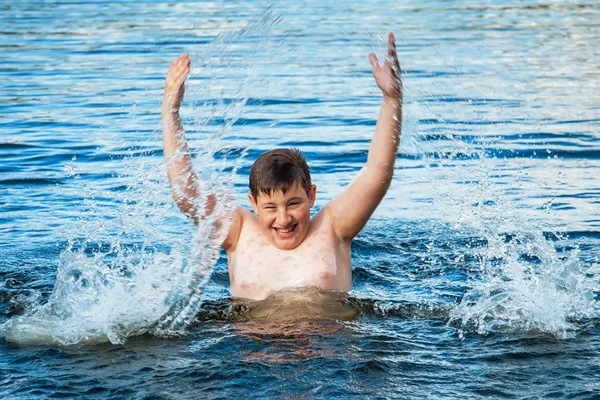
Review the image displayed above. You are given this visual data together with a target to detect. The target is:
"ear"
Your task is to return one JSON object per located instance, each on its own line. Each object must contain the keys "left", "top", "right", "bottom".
{"left": 248, "top": 193, "right": 259, "bottom": 215}
{"left": 308, "top": 184, "right": 316, "bottom": 207}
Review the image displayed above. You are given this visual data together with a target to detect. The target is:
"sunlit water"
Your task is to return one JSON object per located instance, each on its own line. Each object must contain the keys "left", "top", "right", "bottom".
{"left": 2, "top": 1, "right": 600, "bottom": 398}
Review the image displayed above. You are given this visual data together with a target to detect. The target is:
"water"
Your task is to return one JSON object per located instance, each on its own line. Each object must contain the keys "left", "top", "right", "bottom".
{"left": 2, "top": 0, "right": 600, "bottom": 398}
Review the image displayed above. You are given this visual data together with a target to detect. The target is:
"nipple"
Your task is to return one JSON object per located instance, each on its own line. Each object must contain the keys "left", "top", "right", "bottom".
{"left": 240, "top": 280, "right": 252, "bottom": 290}
{"left": 319, "top": 271, "right": 330, "bottom": 280}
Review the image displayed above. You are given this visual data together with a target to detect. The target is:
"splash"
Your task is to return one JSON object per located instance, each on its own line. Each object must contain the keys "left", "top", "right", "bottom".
{"left": 444, "top": 157, "right": 598, "bottom": 339}
{"left": 0, "top": 9, "right": 287, "bottom": 346}
{"left": 401, "top": 51, "right": 599, "bottom": 339}
{"left": 451, "top": 227, "right": 597, "bottom": 339}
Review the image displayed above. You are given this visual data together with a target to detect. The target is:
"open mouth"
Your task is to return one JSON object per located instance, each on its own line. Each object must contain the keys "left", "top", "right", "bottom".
{"left": 274, "top": 224, "right": 297, "bottom": 238}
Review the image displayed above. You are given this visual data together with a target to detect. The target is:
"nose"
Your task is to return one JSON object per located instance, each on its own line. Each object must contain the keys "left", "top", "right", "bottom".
{"left": 276, "top": 208, "right": 292, "bottom": 227}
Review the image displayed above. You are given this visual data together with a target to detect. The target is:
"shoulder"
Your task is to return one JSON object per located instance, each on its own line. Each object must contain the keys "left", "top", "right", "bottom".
{"left": 315, "top": 202, "right": 357, "bottom": 244}
{"left": 222, "top": 206, "right": 256, "bottom": 251}
{"left": 317, "top": 166, "right": 387, "bottom": 242}
{"left": 310, "top": 206, "right": 345, "bottom": 240}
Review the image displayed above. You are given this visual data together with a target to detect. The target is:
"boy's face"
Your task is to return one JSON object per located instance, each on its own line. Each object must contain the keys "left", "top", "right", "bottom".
{"left": 248, "top": 183, "right": 317, "bottom": 250}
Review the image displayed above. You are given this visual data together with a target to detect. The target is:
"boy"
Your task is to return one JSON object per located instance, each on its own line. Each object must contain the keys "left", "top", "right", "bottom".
{"left": 162, "top": 33, "right": 402, "bottom": 301}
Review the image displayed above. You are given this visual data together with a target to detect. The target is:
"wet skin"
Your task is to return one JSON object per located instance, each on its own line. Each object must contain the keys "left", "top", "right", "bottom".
{"left": 162, "top": 33, "right": 403, "bottom": 301}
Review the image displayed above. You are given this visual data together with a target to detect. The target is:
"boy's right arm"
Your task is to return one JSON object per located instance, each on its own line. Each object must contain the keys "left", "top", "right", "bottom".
{"left": 162, "top": 54, "right": 243, "bottom": 250}
{"left": 162, "top": 54, "right": 202, "bottom": 221}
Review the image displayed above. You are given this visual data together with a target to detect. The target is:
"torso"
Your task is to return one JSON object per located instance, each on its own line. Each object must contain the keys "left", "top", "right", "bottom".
{"left": 226, "top": 207, "right": 351, "bottom": 301}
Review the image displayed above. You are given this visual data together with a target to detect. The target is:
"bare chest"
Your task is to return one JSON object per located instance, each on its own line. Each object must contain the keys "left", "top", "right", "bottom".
{"left": 228, "top": 216, "right": 351, "bottom": 300}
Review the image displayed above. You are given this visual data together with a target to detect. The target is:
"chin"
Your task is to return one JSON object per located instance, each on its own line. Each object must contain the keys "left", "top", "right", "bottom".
{"left": 271, "top": 236, "right": 299, "bottom": 250}
{"left": 274, "top": 242, "right": 297, "bottom": 251}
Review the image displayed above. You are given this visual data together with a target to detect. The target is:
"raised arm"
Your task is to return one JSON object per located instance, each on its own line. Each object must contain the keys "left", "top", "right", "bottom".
{"left": 326, "top": 33, "right": 402, "bottom": 241}
{"left": 162, "top": 53, "right": 214, "bottom": 222}
{"left": 162, "top": 54, "right": 243, "bottom": 249}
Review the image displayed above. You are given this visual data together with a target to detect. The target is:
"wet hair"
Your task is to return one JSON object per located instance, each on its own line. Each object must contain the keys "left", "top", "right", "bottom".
{"left": 249, "top": 148, "right": 312, "bottom": 199}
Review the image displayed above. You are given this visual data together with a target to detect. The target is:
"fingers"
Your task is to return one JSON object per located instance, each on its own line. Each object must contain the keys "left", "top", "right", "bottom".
{"left": 387, "top": 32, "right": 401, "bottom": 73}
{"left": 172, "top": 53, "right": 190, "bottom": 69}
{"left": 179, "top": 53, "right": 191, "bottom": 69}
{"left": 169, "top": 53, "right": 190, "bottom": 73}
{"left": 370, "top": 33, "right": 402, "bottom": 96}
{"left": 387, "top": 32, "right": 396, "bottom": 59}
{"left": 369, "top": 53, "right": 379, "bottom": 70}
{"left": 174, "top": 53, "right": 190, "bottom": 77}
{"left": 166, "top": 53, "right": 190, "bottom": 88}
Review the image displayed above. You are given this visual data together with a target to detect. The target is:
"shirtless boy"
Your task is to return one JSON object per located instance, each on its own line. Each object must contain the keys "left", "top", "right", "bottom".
{"left": 162, "top": 33, "right": 402, "bottom": 301}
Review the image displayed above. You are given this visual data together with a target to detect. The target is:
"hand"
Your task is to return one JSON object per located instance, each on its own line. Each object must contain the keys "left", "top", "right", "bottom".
{"left": 369, "top": 33, "right": 402, "bottom": 99}
{"left": 163, "top": 53, "right": 190, "bottom": 112}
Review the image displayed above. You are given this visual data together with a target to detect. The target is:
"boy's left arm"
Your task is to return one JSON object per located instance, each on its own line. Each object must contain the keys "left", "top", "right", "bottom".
{"left": 326, "top": 32, "right": 402, "bottom": 241}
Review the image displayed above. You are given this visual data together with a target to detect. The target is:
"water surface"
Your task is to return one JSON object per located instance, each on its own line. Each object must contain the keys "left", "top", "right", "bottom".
{"left": 2, "top": 0, "right": 600, "bottom": 398}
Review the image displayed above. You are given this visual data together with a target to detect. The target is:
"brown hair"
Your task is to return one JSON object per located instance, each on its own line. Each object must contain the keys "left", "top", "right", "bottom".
{"left": 249, "top": 148, "right": 311, "bottom": 199}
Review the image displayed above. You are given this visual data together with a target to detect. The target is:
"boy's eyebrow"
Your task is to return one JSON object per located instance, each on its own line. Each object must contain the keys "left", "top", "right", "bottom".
{"left": 260, "top": 197, "right": 303, "bottom": 206}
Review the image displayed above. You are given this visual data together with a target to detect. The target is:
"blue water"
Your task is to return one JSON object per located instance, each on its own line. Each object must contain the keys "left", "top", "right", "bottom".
{"left": 2, "top": 0, "right": 600, "bottom": 398}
